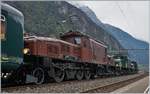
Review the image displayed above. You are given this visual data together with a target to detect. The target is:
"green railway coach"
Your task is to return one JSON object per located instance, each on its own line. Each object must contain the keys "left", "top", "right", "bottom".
{"left": 1, "top": 3, "right": 24, "bottom": 73}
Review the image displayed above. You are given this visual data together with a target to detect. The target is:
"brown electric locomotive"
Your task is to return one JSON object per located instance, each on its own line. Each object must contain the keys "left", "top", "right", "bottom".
{"left": 23, "top": 31, "right": 115, "bottom": 84}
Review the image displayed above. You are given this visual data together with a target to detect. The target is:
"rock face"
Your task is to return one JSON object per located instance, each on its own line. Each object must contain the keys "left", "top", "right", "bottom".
{"left": 78, "top": 5, "right": 149, "bottom": 71}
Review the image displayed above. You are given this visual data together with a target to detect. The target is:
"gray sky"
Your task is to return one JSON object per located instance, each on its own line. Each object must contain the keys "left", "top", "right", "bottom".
{"left": 74, "top": 1, "right": 149, "bottom": 43}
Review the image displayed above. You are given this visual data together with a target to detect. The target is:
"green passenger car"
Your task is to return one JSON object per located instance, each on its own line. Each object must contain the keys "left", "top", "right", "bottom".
{"left": 1, "top": 3, "right": 24, "bottom": 73}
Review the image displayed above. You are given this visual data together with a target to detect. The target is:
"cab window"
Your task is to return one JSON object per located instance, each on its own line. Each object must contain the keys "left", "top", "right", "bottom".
{"left": 0, "top": 15, "right": 6, "bottom": 40}
{"left": 74, "top": 37, "right": 81, "bottom": 44}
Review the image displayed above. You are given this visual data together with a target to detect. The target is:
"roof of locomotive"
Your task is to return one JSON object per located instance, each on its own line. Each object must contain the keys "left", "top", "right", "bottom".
{"left": 90, "top": 38, "right": 107, "bottom": 48}
{"left": 1, "top": 3, "right": 24, "bottom": 25}
{"left": 61, "top": 31, "right": 107, "bottom": 48}
{"left": 60, "top": 30, "right": 87, "bottom": 38}
{"left": 24, "top": 36, "right": 79, "bottom": 47}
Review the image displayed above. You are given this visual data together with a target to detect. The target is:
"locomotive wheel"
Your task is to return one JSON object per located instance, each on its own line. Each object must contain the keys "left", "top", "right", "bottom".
{"left": 97, "top": 68, "right": 103, "bottom": 76}
{"left": 32, "top": 67, "right": 45, "bottom": 84}
{"left": 75, "top": 70, "right": 84, "bottom": 80}
{"left": 65, "top": 69, "right": 76, "bottom": 80}
{"left": 53, "top": 68, "right": 65, "bottom": 83}
{"left": 16, "top": 68, "right": 26, "bottom": 84}
{"left": 84, "top": 70, "right": 91, "bottom": 80}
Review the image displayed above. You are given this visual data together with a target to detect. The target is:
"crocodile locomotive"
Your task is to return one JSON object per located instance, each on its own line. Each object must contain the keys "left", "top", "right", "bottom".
{"left": 1, "top": 3, "right": 138, "bottom": 85}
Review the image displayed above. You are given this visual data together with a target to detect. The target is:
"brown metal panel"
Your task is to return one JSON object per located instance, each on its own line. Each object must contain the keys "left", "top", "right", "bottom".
{"left": 81, "top": 47, "right": 92, "bottom": 63}
{"left": 80, "top": 37, "right": 93, "bottom": 63}
{"left": 36, "top": 40, "right": 47, "bottom": 57}
{"left": 73, "top": 47, "right": 80, "bottom": 58}
{"left": 46, "top": 41, "right": 61, "bottom": 59}
{"left": 60, "top": 42, "right": 80, "bottom": 60}
{"left": 89, "top": 39, "right": 107, "bottom": 65}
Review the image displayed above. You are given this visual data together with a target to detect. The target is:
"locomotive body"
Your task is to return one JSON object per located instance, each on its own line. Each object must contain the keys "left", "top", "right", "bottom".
{"left": 23, "top": 31, "right": 111, "bottom": 83}
{"left": 24, "top": 36, "right": 80, "bottom": 61}
{"left": 1, "top": 3, "right": 138, "bottom": 85}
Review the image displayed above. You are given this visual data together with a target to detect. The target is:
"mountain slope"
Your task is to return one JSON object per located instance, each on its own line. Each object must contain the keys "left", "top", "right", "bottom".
{"left": 78, "top": 5, "right": 149, "bottom": 70}
{"left": 104, "top": 24, "right": 149, "bottom": 62}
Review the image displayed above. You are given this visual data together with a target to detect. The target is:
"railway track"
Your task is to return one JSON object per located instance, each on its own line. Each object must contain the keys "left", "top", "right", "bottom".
{"left": 1, "top": 74, "right": 133, "bottom": 88}
{"left": 144, "top": 86, "right": 149, "bottom": 94}
{"left": 1, "top": 73, "right": 147, "bottom": 93}
{"left": 81, "top": 73, "right": 148, "bottom": 93}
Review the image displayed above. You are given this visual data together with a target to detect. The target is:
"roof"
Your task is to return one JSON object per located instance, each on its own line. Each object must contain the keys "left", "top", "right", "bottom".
{"left": 24, "top": 36, "right": 79, "bottom": 47}
{"left": 90, "top": 38, "right": 107, "bottom": 48}
{"left": 61, "top": 31, "right": 107, "bottom": 48}
{"left": 60, "top": 30, "right": 88, "bottom": 38}
{"left": 1, "top": 3, "right": 23, "bottom": 17}
{"left": 1, "top": 3, "right": 24, "bottom": 26}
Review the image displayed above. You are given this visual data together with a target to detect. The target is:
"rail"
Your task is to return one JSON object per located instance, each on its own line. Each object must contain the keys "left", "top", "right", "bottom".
{"left": 81, "top": 73, "right": 148, "bottom": 93}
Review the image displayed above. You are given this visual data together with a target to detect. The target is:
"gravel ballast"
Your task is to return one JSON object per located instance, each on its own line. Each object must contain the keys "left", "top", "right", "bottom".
{"left": 2, "top": 73, "right": 143, "bottom": 93}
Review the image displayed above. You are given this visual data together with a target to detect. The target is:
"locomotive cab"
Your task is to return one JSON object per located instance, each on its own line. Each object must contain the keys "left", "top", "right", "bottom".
{"left": 61, "top": 31, "right": 107, "bottom": 64}
{"left": 60, "top": 31, "right": 93, "bottom": 62}
{"left": 60, "top": 31, "right": 83, "bottom": 45}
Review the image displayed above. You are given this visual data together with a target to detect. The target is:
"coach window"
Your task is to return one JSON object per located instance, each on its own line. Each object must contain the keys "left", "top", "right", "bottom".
{"left": 74, "top": 37, "right": 81, "bottom": 44}
{"left": 0, "top": 15, "right": 6, "bottom": 40}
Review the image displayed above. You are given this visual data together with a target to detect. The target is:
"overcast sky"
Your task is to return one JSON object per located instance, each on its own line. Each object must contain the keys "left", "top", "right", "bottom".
{"left": 73, "top": 1, "right": 149, "bottom": 43}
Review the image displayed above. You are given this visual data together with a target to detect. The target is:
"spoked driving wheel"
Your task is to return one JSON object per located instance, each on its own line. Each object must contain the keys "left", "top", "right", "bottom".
{"left": 32, "top": 67, "right": 45, "bottom": 84}
{"left": 84, "top": 70, "right": 91, "bottom": 80}
{"left": 53, "top": 68, "right": 65, "bottom": 83}
{"left": 76, "top": 70, "right": 84, "bottom": 80}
